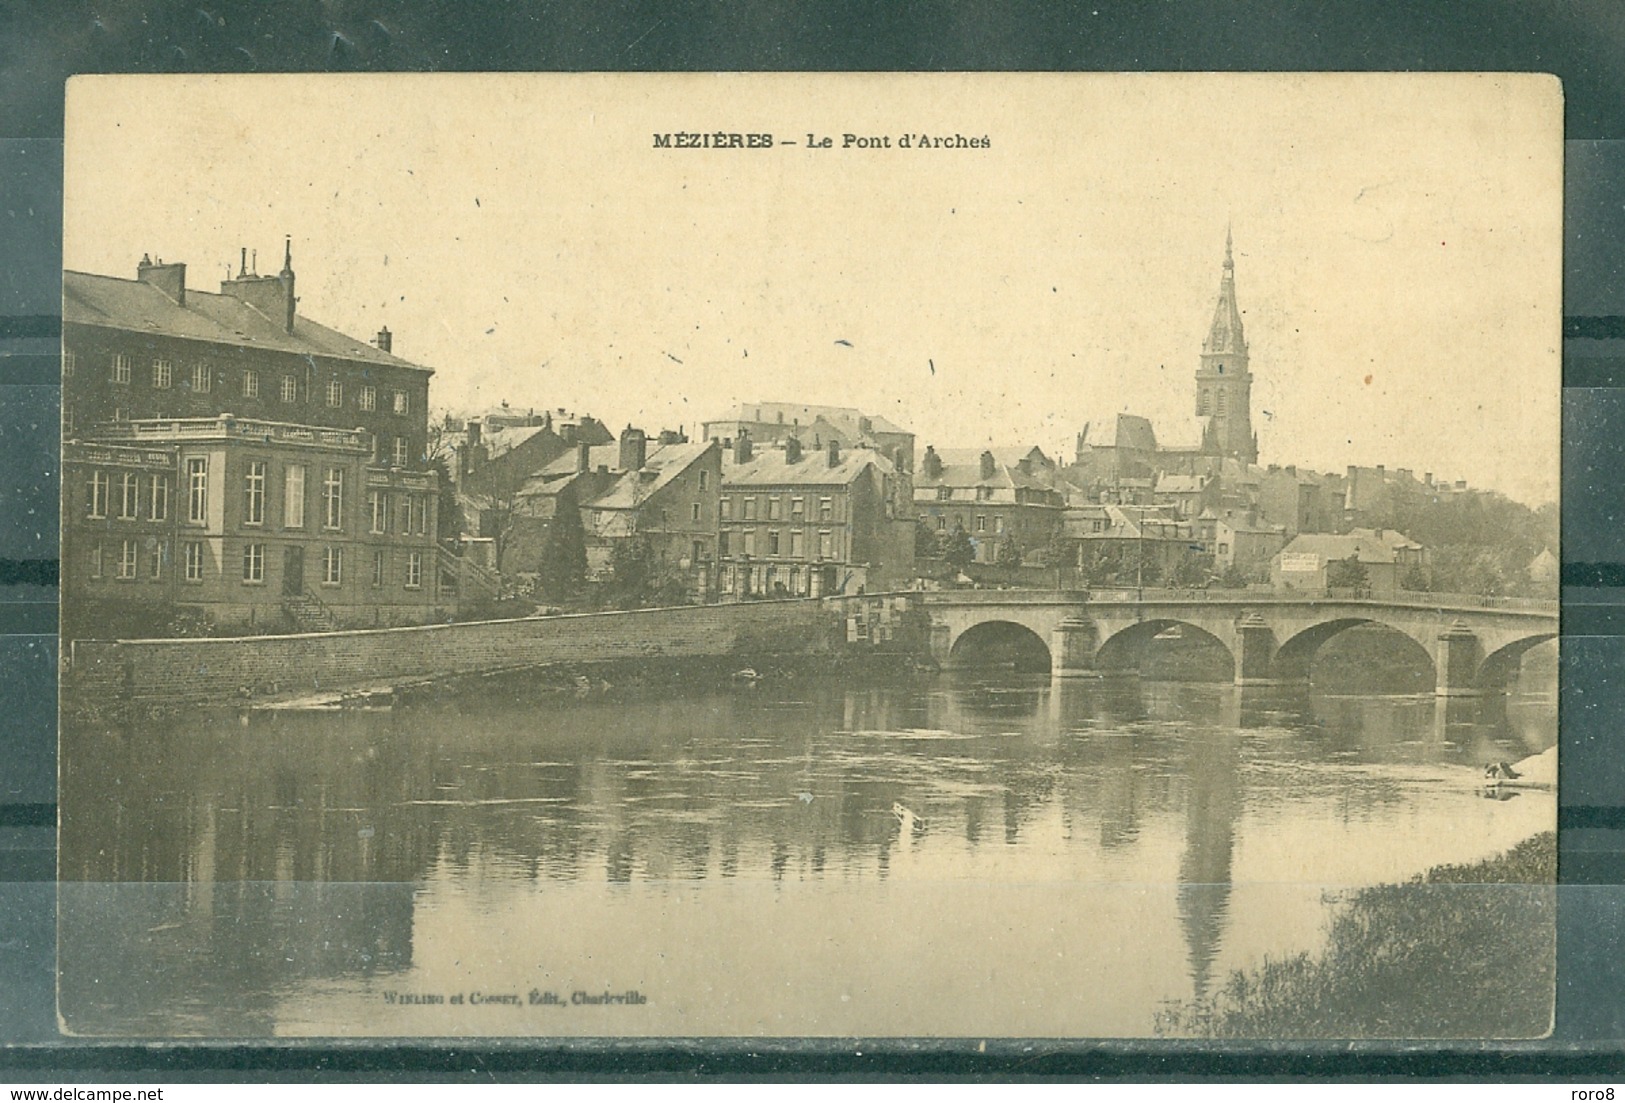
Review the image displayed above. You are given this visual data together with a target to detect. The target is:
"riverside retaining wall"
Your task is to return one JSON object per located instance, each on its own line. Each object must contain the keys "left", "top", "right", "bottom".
{"left": 66, "top": 594, "right": 921, "bottom": 703}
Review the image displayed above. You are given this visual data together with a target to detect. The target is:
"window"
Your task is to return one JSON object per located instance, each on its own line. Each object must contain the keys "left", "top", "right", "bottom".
{"left": 1216, "top": 389, "right": 1228, "bottom": 415}
{"left": 153, "top": 359, "right": 172, "bottom": 389}
{"left": 326, "top": 379, "right": 343, "bottom": 407}
{"left": 372, "top": 550, "right": 386, "bottom": 587}
{"left": 720, "top": 497, "right": 732, "bottom": 521}
{"left": 117, "top": 540, "right": 137, "bottom": 580}
{"left": 191, "top": 362, "right": 211, "bottom": 393}
{"left": 281, "top": 375, "right": 298, "bottom": 403}
{"left": 416, "top": 495, "right": 429, "bottom": 535}
{"left": 187, "top": 458, "right": 208, "bottom": 523}
{"left": 118, "top": 472, "right": 139, "bottom": 519}
{"left": 243, "top": 461, "right": 266, "bottom": 526}
{"left": 149, "top": 475, "right": 169, "bottom": 521}
{"left": 768, "top": 530, "right": 781, "bottom": 555}
{"left": 790, "top": 529, "right": 804, "bottom": 557}
{"left": 88, "top": 543, "right": 103, "bottom": 579}
{"left": 405, "top": 551, "right": 423, "bottom": 589}
{"left": 393, "top": 391, "right": 410, "bottom": 415}
{"left": 242, "top": 370, "right": 259, "bottom": 398}
{"left": 698, "top": 470, "right": 708, "bottom": 491}
{"left": 742, "top": 497, "right": 757, "bottom": 521}
{"left": 62, "top": 350, "right": 75, "bottom": 378}
{"left": 112, "top": 354, "right": 131, "bottom": 384}
{"left": 818, "top": 530, "right": 834, "bottom": 559}
{"left": 691, "top": 502, "right": 702, "bottom": 523}
{"left": 1199, "top": 388, "right": 1211, "bottom": 415}
{"left": 242, "top": 542, "right": 264, "bottom": 583}
{"left": 322, "top": 467, "right": 344, "bottom": 530}
{"left": 369, "top": 489, "right": 389, "bottom": 534}
{"left": 692, "top": 540, "right": 705, "bottom": 563}
{"left": 718, "top": 531, "right": 730, "bottom": 557}
{"left": 742, "top": 530, "right": 756, "bottom": 556}
{"left": 995, "top": 515, "right": 1005, "bottom": 533}
{"left": 321, "top": 547, "right": 343, "bottom": 586}
{"left": 360, "top": 385, "right": 377, "bottom": 412}
{"left": 819, "top": 497, "right": 833, "bottom": 521}
{"left": 148, "top": 541, "right": 164, "bottom": 579}
{"left": 767, "top": 496, "right": 781, "bottom": 520}
{"left": 183, "top": 542, "right": 204, "bottom": 582}
{"left": 393, "top": 436, "right": 409, "bottom": 467}
{"left": 790, "top": 497, "right": 805, "bottom": 520}
{"left": 87, "top": 471, "right": 109, "bottom": 519}
{"left": 284, "top": 465, "right": 306, "bottom": 528}
{"left": 976, "top": 515, "right": 987, "bottom": 532}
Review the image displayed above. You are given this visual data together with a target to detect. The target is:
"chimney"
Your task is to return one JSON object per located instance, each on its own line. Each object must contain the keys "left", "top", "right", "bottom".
{"left": 1425, "top": 472, "right": 1434, "bottom": 486}
{"left": 859, "top": 416, "right": 873, "bottom": 435}
{"left": 1286, "top": 464, "right": 1297, "bottom": 475}
{"left": 619, "top": 425, "right": 648, "bottom": 471}
{"left": 1376, "top": 464, "right": 1385, "bottom": 475}
{"left": 576, "top": 442, "right": 591, "bottom": 473}
{"left": 1455, "top": 479, "right": 1467, "bottom": 490}
{"left": 979, "top": 450, "right": 996, "bottom": 480}
{"left": 375, "top": 326, "right": 392, "bottom": 353}
{"left": 922, "top": 445, "right": 943, "bottom": 480}
{"left": 828, "top": 439, "right": 841, "bottom": 467}
{"left": 137, "top": 256, "right": 187, "bottom": 306}
{"left": 1346, "top": 465, "right": 1358, "bottom": 479}
{"left": 736, "top": 430, "right": 753, "bottom": 464}
{"left": 785, "top": 436, "right": 802, "bottom": 464}
{"left": 219, "top": 238, "right": 295, "bottom": 333}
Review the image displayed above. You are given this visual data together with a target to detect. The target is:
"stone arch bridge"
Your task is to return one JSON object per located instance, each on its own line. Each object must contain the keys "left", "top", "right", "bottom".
{"left": 923, "top": 590, "right": 1558, "bottom": 697}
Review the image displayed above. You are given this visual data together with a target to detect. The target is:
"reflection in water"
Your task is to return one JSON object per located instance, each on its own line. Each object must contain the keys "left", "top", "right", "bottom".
{"left": 59, "top": 673, "right": 1556, "bottom": 1037}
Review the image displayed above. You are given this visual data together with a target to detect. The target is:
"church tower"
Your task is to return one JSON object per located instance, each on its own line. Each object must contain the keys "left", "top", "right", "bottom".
{"left": 1195, "top": 228, "right": 1257, "bottom": 464}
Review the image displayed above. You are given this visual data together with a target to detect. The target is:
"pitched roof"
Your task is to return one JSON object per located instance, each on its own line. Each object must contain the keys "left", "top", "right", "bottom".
{"left": 725, "top": 445, "right": 894, "bottom": 487}
{"left": 1078, "top": 413, "right": 1157, "bottom": 452}
{"left": 711, "top": 402, "right": 910, "bottom": 437}
{"left": 63, "top": 270, "right": 432, "bottom": 374}
{"left": 590, "top": 441, "right": 714, "bottom": 509}
{"left": 1278, "top": 528, "right": 1422, "bottom": 565}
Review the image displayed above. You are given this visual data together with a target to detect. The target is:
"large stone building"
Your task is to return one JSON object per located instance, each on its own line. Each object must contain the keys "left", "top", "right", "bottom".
{"left": 718, "top": 435, "right": 914, "bottom": 598}
{"left": 913, "top": 446, "right": 1066, "bottom": 564}
{"left": 61, "top": 245, "right": 448, "bottom": 635}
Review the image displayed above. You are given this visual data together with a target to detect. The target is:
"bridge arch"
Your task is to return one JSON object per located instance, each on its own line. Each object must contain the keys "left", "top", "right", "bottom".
{"left": 1271, "top": 617, "right": 1436, "bottom": 686}
{"left": 1095, "top": 619, "right": 1235, "bottom": 680}
{"left": 947, "top": 619, "right": 1053, "bottom": 672}
{"left": 1477, "top": 632, "right": 1558, "bottom": 693}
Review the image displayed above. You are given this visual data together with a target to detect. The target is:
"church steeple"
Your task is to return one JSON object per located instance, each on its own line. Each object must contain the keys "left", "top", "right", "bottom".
{"left": 1195, "top": 229, "right": 1256, "bottom": 464}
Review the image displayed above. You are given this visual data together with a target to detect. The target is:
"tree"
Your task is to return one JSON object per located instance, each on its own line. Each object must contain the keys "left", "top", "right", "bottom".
{"left": 1325, "top": 555, "right": 1369, "bottom": 590}
{"left": 536, "top": 493, "right": 587, "bottom": 603}
{"left": 993, "top": 533, "right": 1024, "bottom": 569}
{"left": 914, "top": 519, "right": 941, "bottom": 560}
{"left": 608, "top": 534, "right": 654, "bottom": 608}
{"left": 942, "top": 525, "right": 975, "bottom": 575}
{"left": 1400, "top": 564, "right": 1431, "bottom": 592}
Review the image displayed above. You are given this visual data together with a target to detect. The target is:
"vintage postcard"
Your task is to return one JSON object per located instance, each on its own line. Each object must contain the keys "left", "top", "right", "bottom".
{"left": 56, "top": 72, "right": 1560, "bottom": 1038}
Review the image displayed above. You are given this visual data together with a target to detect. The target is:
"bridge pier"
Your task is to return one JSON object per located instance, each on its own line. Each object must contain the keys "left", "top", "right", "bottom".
{"left": 1233, "top": 612, "right": 1278, "bottom": 687}
{"left": 1050, "top": 615, "right": 1099, "bottom": 680}
{"left": 1435, "top": 620, "right": 1484, "bottom": 697}
{"left": 928, "top": 620, "right": 955, "bottom": 669}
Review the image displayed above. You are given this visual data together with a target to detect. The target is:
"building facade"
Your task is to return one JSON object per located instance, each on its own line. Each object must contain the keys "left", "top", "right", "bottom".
{"left": 719, "top": 437, "right": 913, "bottom": 598}
{"left": 62, "top": 246, "right": 445, "bottom": 636}
{"left": 64, "top": 417, "right": 440, "bottom": 634}
{"left": 914, "top": 446, "right": 1066, "bottom": 564}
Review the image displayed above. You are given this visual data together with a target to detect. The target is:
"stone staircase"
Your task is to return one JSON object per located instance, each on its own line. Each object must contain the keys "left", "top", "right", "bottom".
{"left": 437, "top": 545, "right": 502, "bottom": 604}
{"left": 283, "top": 590, "right": 340, "bottom": 633}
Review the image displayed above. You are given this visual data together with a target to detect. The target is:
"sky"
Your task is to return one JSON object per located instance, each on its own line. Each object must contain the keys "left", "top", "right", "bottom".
{"left": 63, "top": 72, "right": 1562, "bottom": 505}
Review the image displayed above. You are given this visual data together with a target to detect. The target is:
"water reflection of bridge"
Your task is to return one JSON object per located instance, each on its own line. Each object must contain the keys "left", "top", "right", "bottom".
{"left": 924, "top": 591, "right": 1558, "bottom": 697}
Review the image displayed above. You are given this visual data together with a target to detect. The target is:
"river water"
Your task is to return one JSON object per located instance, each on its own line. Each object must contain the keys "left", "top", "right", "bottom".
{"left": 58, "top": 670, "right": 1555, "bottom": 1039}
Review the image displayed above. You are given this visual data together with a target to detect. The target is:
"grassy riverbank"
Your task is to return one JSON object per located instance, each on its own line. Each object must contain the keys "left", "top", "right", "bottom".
{"left": 1154, "top": 832, "right": 1556, "bottom": 1039}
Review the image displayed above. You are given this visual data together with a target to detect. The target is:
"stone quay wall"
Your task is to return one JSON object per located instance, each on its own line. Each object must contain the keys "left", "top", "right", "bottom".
{"left": 67, "top": 594, "right": 922, "bottom": 703}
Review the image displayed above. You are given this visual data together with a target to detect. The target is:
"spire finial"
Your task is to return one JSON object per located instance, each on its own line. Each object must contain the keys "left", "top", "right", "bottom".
{"left": 1223, "top": 223, "right": 1234, "bottom": 271}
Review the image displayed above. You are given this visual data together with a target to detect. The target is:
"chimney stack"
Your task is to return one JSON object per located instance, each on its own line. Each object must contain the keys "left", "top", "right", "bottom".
{"left": 921, "top": 445, "right": 943, "bottom": 480}
{"left": 576, "top": 442, "right": 591, "bottom": 473}
{"left": 137, "top": 257, "right": 187, "bottom": 306}
{"left": 979, "top": 450, "right": 996, "bottom": 480}
{"left": 785, "top": 436, "right": 802, "bottom": 464}
{"left": 619, "top": 425, "right": 648, "bottom": 472}
{"left": 736, "top": 430, "right": 753, "bottom": 464}
{"left": 828, "top": 439, "right": 841, "bottom": 467}
{"left": 375, "top": 326, "right": 392, "bottom": 353}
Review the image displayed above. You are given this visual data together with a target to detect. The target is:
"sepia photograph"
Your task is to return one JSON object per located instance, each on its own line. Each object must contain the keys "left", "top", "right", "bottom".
{"left": 55, "top": 72, "right": 1560, "bottom": 1038}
